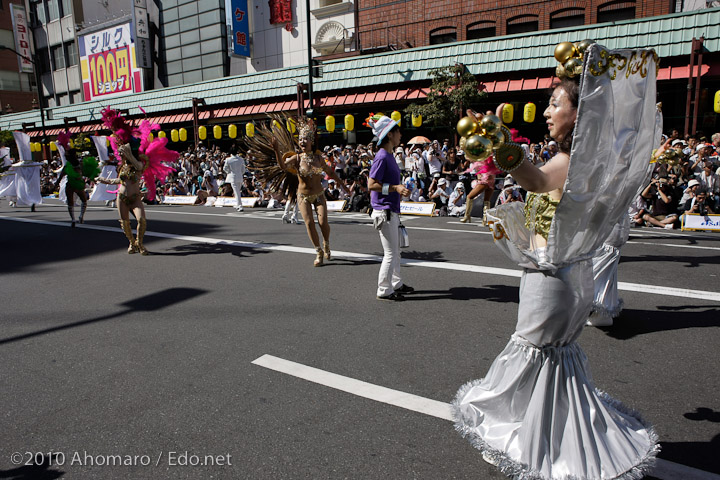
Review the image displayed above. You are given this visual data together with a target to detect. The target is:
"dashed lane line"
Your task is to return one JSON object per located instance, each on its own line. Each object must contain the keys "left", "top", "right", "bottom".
{"left": 3, "top": 215, "right": 720, "bottom": 303}
{"left": 252, "top": 354, "right": 720, "bottom": 480}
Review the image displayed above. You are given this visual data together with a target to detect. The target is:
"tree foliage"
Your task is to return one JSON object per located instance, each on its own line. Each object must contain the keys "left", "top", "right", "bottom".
{"left": 405, "top": 64, "right": 486, "bottom": 128}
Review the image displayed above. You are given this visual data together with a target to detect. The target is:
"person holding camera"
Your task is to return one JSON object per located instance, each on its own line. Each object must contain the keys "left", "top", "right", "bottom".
{"left": 640, "top": 176, "right": 679, "bottom": 228}
{"left": 684, "top": 188, "right": 716, "bottom": 216}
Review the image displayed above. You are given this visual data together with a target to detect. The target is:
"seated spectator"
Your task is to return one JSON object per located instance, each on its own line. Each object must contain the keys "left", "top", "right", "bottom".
{"left": 347, "top": 170, "right": 370, "bottom": 212}
{"left": 448, "top": 183, "right": 466, "bottom": 217}
{"left": 495, "top": 176, "right": 524, "bottom": 205}
{"left": 442, "top": 148, "right": 462, "bottom": 185}
{"left": 640, "top": 176, "right": 680, "bottom": 229}
{"left": 698, "top": 162, "right": 719, "bottom": 209}
{"left": 683, "top": 188, "right": 716, "bottom": 216}
{"left": 324, "top": 179, "right": 340, "bottom": 201}
{"left": 429, "top": 177, "right": 450, "bottom": 215}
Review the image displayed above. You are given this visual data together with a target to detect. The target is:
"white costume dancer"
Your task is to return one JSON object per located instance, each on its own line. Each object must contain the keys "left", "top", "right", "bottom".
{"left": 89, "top": 136, "right": 118, "bottom": 204}
{"left": 223, "top": 148, "right": 246, "bottom": 211}
{"left": 453, "top": 43, "right": 661, "bottom": 480}
{"left": 0, "top": 146, "right": 15, "bottom": 202}
{"left": 11, "top": 132, "right": 43, "bottom": 210}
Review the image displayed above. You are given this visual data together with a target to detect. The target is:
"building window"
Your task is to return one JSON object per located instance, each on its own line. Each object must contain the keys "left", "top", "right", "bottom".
{"left": 429, "top": 27, "right": 457, "bottom": 45}
{"left": 51, "top": 45, "right": 65, "bottom": 70}
{"left": 507, "top": 15, "right": 539, "bottom": 35}
{"left": 61, "top": 0, "right": 72, "bottom": 16}
{"left": 37, "top": 48, "right": 51, "bottom": 74}
{"left": 57, "top": 92, "right": 68, "bottom": 106}
{"left": 467, "top": 21, "right": 496, "bottom": 40}
{"left": 47, "top": 0, "right": 59, "bottom": 20}
{"left": 65, "top": 42, "right": 78, "bottom": 67}
{"left": 70, "top": 91, "right": 82, "bottom": 104}
{"left": 597, "top": 1, "right": 635, "bottom": 23}
{"left": 318, "top": 0, "right": 342, "bottom": 6}
{"left": 31, "top": 1, "right": 46, "bottom": 25}
{"left": 550, "top": 8, "right": 585, "bottom": 29}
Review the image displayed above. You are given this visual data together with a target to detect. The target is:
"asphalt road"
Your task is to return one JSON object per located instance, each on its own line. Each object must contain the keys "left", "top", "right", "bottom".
{"left": 1, "top": 199, "right": 718, "bottom": 480}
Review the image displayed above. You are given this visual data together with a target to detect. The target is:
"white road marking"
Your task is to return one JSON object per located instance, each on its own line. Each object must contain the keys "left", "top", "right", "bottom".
{"left": 628, "top": 240, "right": 720, "bottom": 252}
{"left": 3, "top": 215, "right": 720, "bottom": 302}
{"left": 252, "top": 355, "right": 720, "bottom": 480}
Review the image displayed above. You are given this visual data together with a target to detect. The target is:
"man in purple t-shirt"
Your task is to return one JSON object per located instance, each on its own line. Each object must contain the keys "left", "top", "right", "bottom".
{"left": 367, "top": 116, "right": 412, "bottom": 301}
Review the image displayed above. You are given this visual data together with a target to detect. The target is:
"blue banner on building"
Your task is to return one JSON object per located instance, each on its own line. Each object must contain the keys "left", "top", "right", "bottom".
{"left": 231, "top": 0, "right": 250, "bottom": 57}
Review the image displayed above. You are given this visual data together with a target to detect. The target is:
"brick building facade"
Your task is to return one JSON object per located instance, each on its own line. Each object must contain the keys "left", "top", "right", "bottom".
{"left": 357, "top": 0, "right": 672, "bottom": 52}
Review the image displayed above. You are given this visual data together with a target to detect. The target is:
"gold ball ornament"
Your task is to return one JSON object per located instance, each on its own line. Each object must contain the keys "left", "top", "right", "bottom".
{"left": 457, "top": 116, "right": 479, "bottom": 137}
{"left": 554, "top": 42, "right": 577, "bottom": 64}
{"left": 556, "top": 64, "right": 569, "bottom": 79}
{"left": 564, "top": 57, "right": 583, "bottom": 77}
{"left": 576, "top": 39, "right": 595, "bottom": 57}
{"left": 486, "top": 128, "right": 506, "bottom": 148}
{"left": 479, "top": 114, "right": 502, "bottom": 135}
{"left": 464, "top": 135, "right": 493, "bottom": 162}
{"left": 459, "top": 136, "right": 467, "bottom": 151}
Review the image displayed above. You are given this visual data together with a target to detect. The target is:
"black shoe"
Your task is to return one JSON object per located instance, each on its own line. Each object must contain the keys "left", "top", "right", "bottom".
{"left": 395, "top": 284, "right": 415, "bottom": 294}
{"left": 31, "top": 204, "right": 36, "bottom": 212}
{"left": 377, "top": 292, "right": 405, "bottom": 301}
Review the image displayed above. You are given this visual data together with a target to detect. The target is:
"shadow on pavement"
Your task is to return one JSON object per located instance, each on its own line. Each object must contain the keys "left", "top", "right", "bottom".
{"left": 0, "top": 461, "right": 64, "bottom": 479}
{"left": 604, "top": 307, "right": 720, "bottom": 340}
{"left": 0, "top": 288, "right": 207, "bottom": 346}
{"left": 399, "top": 285, "right": 519, "bottom": 302}
{"left": 619, "top": 254, "right": 720, "bottom": 268}
{"left": 150, "top": 242, "right": 274, "bottom": 258}
{"left": 659, "top": 434, "right": 720, "bottom": 475}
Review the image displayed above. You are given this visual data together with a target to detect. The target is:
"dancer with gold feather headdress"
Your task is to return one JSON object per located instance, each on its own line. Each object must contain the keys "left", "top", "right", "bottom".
{"left": 247, "top": 115, "right": 348, "bottom": 267}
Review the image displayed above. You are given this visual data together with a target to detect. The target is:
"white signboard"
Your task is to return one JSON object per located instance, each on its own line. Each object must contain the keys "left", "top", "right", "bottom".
{"left": 325, "top": 200, "right": 346, "bottom": 211}
{"left": 681, "top": 213, "right": 720, "bottom": 231}
{"left": 163, "top": 195, "right": 197, "bottom": 205}
{"left": 10, "top": 4, "right": 33, "bottom": 74}
{"left": 400, "top": 201, "right": 435, "bottom": 216}
{"left": 212, "top": 196, "right": 238, "bottom": 207}
{"left": 241, "top": 197, "right": 259, "bottom": 207}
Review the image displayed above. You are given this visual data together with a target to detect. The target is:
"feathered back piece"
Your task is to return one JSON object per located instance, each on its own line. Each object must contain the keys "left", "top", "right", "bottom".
{"left": 101, "top": 105, "right": 178, "bottom": 201}
{"left": 138, "top": 118, "right": 178, "bottom": 201}
{"left": 246, "top": 113, "right": 298, "bottom": 195}
{"left": 57, "top": 131, "right": 72, "bottom": 151}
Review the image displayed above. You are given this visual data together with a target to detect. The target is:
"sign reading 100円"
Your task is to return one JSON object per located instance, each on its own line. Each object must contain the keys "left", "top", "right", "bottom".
{"left": 79, "top": 23, "right": 144, "bottom": 101}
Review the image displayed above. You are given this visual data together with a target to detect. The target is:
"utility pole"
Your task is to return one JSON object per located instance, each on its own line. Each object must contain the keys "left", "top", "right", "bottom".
{"left": 305, "top": 0, "right": 314, "bottom": 117}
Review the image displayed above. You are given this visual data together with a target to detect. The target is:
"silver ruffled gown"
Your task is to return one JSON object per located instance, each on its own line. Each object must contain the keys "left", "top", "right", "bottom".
{"left": 453, "top": 45, "right": 662, "bottom": 480}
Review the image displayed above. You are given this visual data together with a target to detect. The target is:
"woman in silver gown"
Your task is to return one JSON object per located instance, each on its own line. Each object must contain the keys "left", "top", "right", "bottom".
{"left": 452, "top": 43, "right": 663, "bottom": 479}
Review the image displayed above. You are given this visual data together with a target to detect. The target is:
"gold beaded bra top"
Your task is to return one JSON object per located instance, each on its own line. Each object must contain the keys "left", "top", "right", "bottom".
{"left": 524, "top": 192, "right": 560, "bottom": 240}
{"left": 118, "top": 162, "right": 143, "bottom": 182}
{"left": 297, "top": 152, "right": 325, "bottom": 178}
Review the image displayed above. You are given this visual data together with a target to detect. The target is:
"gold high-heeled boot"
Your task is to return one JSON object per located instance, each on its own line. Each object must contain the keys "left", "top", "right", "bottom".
{"left": 482, "top": 201, "right": 491, "bottom": 226}
{"left": 136, "top": 217, "right": 149, "bottom": 255}
{"left": 314, "top": 246, "right": 324, "bottom": 267}
{"left": 120, "top": 219, "right": 138, "bottom": 254}
{"left": 460, "top": 197, "right": 474, "bottom": 223}
{"left": 323, "top": 240, "right": 331, "bottom": 260}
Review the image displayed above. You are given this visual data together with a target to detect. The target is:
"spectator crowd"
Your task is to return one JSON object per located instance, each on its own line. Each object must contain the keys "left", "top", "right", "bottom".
{"left": 27, "top": 127, "right": 720, "bottom": 228}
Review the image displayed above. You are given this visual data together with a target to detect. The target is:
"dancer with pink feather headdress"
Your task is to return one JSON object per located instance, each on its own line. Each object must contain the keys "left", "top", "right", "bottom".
{"left": 95, "top": 107, "right": 177, "bottom": 255}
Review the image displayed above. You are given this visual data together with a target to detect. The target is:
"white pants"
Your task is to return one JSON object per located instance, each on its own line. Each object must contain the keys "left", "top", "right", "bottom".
{"left": 230, "top": 181, "right": 243, "bottom": 207}
{"left": 373, "top": 209, "right": 402, "bottom": 297}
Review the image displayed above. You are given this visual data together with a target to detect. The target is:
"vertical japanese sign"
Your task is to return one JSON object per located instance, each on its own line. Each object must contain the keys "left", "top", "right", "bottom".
{"left": 132, "top": 0, "right": 152, "bottom": 68}
{"left": 231, "top": 0, "right": 250, "bottom": 57}
{"left": 78, "top": 23, "right": 144, "bottom": 101}
{"left": 10, "top": 4, "right": 33, "bottom": 74}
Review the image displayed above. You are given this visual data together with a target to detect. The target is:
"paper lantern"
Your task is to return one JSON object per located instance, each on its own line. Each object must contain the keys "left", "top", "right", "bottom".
{"left": 84, "top": 137, "right": 91, "bottom": 146}
{"left": 106, "top": 138, "right": 111, "bottom": 146}
{"left": 325, "top": 115, "right": 335, "bottom": 132}
{"left": 246, "top": 123, "right": 255, "bottom": 137}
{"left": 198, "top": 126, "right": 207, "bottom": 140}
{"left": 50, "top": 142, "right": 57, "bottom": 151}
{"left": 213, "top": 125, "right": 222, "bottom": 139}
{"left": 502, "top": 103, "right": 514, "bottom": 124}
{"left": 68, "top": 139, "right": 74, "bottom": 148}
{"left": 158, "top": 131, "right": 166, "bottom": 138}
{"left": 391, "top": 110, "right": 401, "bottom": 126}
{"left": 523, "top": 103, "right": 536, "bottom": 123}
{"left": 228, "top": 124, "right": 237, "bottom": 139}
{"left": 715, "top": 91, "right": 720, "bottom": 114}
{"left": 179, "top": 128, "right": 187, "bottom": 142}
{"left": 286, "top": 118, "right": 296, "bottom": 134}
{"left": 411, "top": 114, "right": 422, "bottom": 127}
{"left": 148, "top": 133, "right": 154, "bottom": 142}
{"left": 171, "top": 129, "right": 179, "bottom": 142}
{"left": 272, "top": 120, "right": 283, "bottom": 131}
{"left": 344, "top": 114, "right": 354, "bottom": 131}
